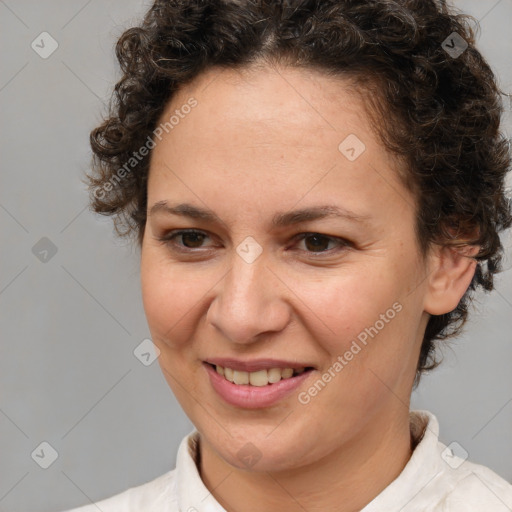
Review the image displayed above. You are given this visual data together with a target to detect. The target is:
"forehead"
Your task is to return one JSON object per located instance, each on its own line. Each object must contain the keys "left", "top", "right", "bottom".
{"left": 169, "top": 63, "right": 373, "bottom": 146}
{"left": 147, "top": 64, "right": 414, "bottom": 225}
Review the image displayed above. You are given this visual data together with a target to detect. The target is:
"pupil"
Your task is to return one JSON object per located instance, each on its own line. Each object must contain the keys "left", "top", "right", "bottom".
{"left": 306, "top": 235, "right": 328, "bottom": 252}
{"left": 183, "top": 233, "right": 204, "bottom": 248}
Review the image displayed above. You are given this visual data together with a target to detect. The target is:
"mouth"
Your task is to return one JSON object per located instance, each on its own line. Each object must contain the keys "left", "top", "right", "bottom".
{"left": 203, "top": 360, "right": 316, "bottom": 408}
{"left": 206, "top": 362, "right": 314, "bottom": 386}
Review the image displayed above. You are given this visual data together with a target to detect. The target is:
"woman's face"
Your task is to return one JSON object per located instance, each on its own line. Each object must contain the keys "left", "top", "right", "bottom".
{"left": 141, "top": 64, "right": 432, "bottom": 471}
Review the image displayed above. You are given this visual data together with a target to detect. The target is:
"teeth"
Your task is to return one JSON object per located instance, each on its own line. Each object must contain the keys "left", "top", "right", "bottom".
{"left": 249, "top": 369, "right": 268, "bottom": 387}
{"left": 267, "top": 368, "right": 282, "bottom": 384}
{"left": 214, "top": 365, "right": 306, "bottom": 386}
{"left": 281, "top": 368, "right": 293, "bottom": 379}
{"left": 233, "top": 370, "right": 249, "bottom": 385}
{"left": 224, "top": 367, "right": 234, "bottom": 382}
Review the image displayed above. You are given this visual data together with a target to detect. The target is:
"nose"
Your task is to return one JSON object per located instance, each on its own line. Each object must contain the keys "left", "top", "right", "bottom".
{"left": 206, "top": 252, "right": 291, "bottom": 345}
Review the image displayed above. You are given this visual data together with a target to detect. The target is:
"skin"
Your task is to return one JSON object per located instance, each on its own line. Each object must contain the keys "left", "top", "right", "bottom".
{"left": 140, "top": 62, "right": 478, "bottom": 512}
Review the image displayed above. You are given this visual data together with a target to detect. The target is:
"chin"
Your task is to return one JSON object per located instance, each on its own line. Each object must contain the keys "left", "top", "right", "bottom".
{"left": 203, "top": 423, "right": 322, "bottom": 473}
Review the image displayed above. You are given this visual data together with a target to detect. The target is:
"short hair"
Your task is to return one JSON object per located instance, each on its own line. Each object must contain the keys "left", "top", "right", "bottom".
{"left": 86, "top": 0, "right": 511, "bottom": 381}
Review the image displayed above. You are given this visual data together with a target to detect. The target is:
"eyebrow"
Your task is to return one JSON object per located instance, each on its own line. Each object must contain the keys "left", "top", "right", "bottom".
{"left": 148, "top": 201, "right": 370, "bottom": 227}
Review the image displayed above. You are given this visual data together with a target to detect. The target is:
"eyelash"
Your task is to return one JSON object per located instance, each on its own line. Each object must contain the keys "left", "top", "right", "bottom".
{"left": 156, "top": 229, "right": 351, "bottom": 257}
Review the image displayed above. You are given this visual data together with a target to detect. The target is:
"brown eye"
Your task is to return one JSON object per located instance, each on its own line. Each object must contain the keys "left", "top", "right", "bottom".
{"left": 303, "top": 234, "right": 331, "bottom": 252}
{"left": 178, "top": 231, "right": 207, "bottom": 248}
{"left": 157, "top": 229, "right": 212, "bottom": 251}
{"left": 295, "top": 233, "right": 350, "bottom": 255}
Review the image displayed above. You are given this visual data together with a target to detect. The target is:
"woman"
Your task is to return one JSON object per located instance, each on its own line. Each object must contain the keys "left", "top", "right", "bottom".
{"left": 66, "top": 0, "right": 512, "bottom": 510}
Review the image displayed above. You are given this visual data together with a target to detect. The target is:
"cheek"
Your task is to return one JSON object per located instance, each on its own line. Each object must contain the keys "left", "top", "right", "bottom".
{"left": 295, "top": 260, "right": 424, "bottom": 399}
{"left": 140, "top": 250, "right": 209, "bottom": 346}
{"left": 294, "top": 266, "right": 404, "bottom": 353}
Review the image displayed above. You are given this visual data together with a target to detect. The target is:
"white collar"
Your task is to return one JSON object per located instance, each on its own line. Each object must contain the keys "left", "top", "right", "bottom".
{"left": 176, "top": 426, "right": 227, "bottom": 511}
{"left": 362, "top": 409, "right": 446, "bottom": 510}
{"left": 175, "top": 410, "right": 446, "bottom": 511}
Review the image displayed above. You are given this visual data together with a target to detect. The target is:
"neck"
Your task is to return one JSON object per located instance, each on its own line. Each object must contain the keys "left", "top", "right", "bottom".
{"left": 199, "top": 409, "right": 413, "bottom": 512}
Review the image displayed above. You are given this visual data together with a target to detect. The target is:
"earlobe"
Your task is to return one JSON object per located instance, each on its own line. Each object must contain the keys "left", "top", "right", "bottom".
{"left": 423, "top": 244, "right": 479, "bottom": 315}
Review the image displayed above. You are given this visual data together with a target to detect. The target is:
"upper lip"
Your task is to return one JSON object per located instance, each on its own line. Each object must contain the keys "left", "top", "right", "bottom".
{"left": 204, "top": 358, "right": 315, "bottom": 372}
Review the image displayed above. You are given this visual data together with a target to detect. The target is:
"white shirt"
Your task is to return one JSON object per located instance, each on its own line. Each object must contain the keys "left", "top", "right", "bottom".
{"left": 64, "top": 410, "right": 512, "bottom": 511}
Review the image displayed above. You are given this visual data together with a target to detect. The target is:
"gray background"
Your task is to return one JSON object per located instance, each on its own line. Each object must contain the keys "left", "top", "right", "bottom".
{"left": 0, "top": 1, "right": 511, "bottom": 511}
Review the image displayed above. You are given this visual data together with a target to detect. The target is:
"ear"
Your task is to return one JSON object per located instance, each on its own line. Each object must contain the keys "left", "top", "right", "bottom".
{"left": 423, "top": 244, "right": 479, "bottom": 315}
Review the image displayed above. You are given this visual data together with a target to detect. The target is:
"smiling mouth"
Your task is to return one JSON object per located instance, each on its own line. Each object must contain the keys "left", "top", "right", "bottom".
{"left": 206, "top": 363, "right": 314, "bottom": 386}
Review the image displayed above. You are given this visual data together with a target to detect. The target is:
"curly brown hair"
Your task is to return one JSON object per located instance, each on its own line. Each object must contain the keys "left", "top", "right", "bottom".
{"left": 87, "top": 0, "right": 511, "bottom": 380}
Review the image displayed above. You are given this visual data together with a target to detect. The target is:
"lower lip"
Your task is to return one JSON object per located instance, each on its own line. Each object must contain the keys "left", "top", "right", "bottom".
{"left": 204, "top": 363, "right": 313, "bottom": 409}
